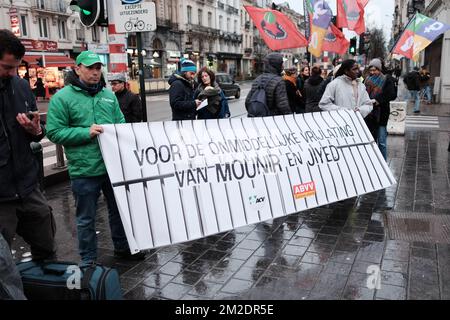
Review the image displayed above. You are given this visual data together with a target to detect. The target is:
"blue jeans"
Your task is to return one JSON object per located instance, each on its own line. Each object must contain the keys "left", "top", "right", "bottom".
{"left": 71, "top": 175, "right": 129, "bottom": 265}
{"left": 378, "top": 126, "right": 387, "bottom": 160}
{"left": 422, "top": 85, "right": 432, "bottom": 103}
{"left": 410, "top": 90, "right": 420, "bottom": 112}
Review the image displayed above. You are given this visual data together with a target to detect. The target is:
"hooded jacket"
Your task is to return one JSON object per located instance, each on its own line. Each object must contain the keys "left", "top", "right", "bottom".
{"left": 46, "top": 71, "right": 125, "bottom": 179}
{"left": 168, "top": 73, "right": 197, "bottom": 120}
{"left": 319, "top": 75, "right": 373, "bottom": 118}
{"left": 245, "top": 53, "right": 291, "bottom": 116}
{"left": 0, "top": 76, "right": 45, "bottom": 202}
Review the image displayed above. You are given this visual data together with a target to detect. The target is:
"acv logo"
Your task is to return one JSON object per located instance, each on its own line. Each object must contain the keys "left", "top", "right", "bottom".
{"left": 249, "top": 195, "right": 265, "bottom": 205}
{"left": 260, "top": 12, "right": 287, "bottom": 40}
{"left": 122, "top": 0, "right": 141, "bottom": 4}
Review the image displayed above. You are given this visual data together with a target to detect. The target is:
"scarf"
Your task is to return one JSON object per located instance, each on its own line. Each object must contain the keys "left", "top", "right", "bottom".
{"left": 365, "top": 74, "right": 386, "bottom": 99}
{"left": 67, "top": 71, "right": 103, "bottom": 96}
{"left": 283, "top": 75, "right": 297, "bottom": 87}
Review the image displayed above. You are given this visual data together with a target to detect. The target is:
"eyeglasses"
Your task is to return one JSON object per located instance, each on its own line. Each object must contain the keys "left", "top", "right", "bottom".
{"left": 110, "top": 81, "right": 123, "bottom": 86}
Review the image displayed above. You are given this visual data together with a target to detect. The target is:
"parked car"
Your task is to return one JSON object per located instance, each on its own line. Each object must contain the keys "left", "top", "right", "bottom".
{"left": 215, "top": 73, "right": 241, "bottom": 99}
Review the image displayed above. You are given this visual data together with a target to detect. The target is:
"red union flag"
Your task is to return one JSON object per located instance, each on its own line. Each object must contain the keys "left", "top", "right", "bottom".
{"left": 322, "top": 23, "right": 350, "bottom": 54}
{"left": 336, "top": 0, "right": 367, "bottom": 35}
{"left": 244, "top": 6, "right": 308, "bottom": 51}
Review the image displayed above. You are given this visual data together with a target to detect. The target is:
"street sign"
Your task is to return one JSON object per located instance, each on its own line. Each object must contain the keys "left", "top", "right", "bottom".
{"left": 115, "top": 1, "right": 156, "bottom": 33}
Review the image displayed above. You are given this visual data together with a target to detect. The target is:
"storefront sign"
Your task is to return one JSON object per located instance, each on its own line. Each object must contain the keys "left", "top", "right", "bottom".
{"left": 9, "top": 8, "right": 20, "bottom": 37}
{"left": 98, "top": 111, "right": 396, "bottom": 252}
{"left": 21, "top": 39, "right": 58, "bottom": 52}
{"left": 88, "top": 43, "right": 110, "bottom": 54}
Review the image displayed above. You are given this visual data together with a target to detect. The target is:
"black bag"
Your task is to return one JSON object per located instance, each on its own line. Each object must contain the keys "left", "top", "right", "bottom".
{"left": 247, "top": 76, "right": 276, "bottom": 117}
{"left": 16, "top": 261, "right": 123, "bottom": 300}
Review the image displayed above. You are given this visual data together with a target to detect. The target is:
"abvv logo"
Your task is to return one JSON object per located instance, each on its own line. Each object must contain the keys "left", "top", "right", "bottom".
{"left": 293, "top": 181, "right": 316, "bottom": 199}
{"left": 121, "top": 0, "right": 141, "bottom": 4}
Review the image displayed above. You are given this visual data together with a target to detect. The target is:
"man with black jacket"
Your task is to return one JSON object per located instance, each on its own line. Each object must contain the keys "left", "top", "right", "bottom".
{"left": 0, "top": 30, "right": 56, "bottom": 261}
{"left": 168, "top": 59, "right": 201, "bottom": 120}
{"left": 245, "top": 52, "right": 291, "bottom": 116}
{"left": 109, "top": 73, "right": 142, "bottom": 123}
{"left": 404, "top": 67, "right": 421, "bottom": 113}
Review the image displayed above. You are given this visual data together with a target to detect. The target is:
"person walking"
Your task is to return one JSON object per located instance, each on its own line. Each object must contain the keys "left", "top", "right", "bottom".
{"left": 403, "top": 67, "right": 421, "bottom": 113}
{"left": 46, "top": 50, "right": 145, "bottom": 265}
{"left": 364, "top": 58, "right": 397, "bottom": 159}
{"left": 304, "top": 66, "right": 324, "bottom": 113}
{"left": 109, "top": 73, "right": 142, "bottom": 123}
{"left": 194, "top": 67, "right": 230, "bottom": 119}
{"left": 168, "top": 59, "right": 201, "bottom": 121}
{"left": 245, "top": 52, "right": 291, "bottom": 116}
{"left": 319, "top": 59, "right": 373, "bottom": 118}
{"left": 419, "top": 65, "right": 432, "bottom": 105}
{"left": 283, "top": 67, "right": 303, "bottom": 114}
{"left": 0, "top": 30, "right": 56, "bottom": 262}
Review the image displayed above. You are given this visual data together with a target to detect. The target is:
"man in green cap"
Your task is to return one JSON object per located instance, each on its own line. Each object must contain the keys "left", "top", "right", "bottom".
{"left": 46, "top": 50, "right": 145, "bottom": 265}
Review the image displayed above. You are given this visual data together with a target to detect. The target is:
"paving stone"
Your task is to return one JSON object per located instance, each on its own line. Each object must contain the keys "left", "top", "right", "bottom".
{"left": 376, "top": 284, "right": 407, "bottom": 300}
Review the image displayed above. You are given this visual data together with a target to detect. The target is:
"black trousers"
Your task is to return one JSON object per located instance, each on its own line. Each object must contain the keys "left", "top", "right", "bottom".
{"left": 0, "top": 188, "right": 56, "bottom": 260}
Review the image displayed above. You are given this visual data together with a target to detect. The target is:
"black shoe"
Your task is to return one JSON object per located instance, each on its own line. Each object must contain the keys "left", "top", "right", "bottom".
{"left": 114, "top": 250, "right": 146, "bottom": 261}
{"left": 413, "top": 110, "right": 420, "bottom": 114}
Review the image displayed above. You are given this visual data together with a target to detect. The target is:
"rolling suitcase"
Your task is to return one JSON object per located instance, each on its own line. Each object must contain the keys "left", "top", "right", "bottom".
{"left": 16, "top": 261, "right": 123, "bottom": 300}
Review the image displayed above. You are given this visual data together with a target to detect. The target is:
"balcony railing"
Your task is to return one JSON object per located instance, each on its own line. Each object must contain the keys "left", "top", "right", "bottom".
{"left": 218, "top": 1, "right": 225, "bottom": 10}
{"left": 227, "top": 5, "right": 239, "bottom": 15}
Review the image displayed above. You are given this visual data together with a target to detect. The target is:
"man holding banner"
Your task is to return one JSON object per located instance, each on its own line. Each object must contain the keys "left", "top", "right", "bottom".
{"left": 46, "top": 50, "right": 145, "bottom": 265}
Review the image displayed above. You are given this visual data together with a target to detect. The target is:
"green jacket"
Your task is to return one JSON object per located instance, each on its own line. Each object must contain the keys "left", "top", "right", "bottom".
{"left": 46, "top": 84, "right": 125, "bottom": 178}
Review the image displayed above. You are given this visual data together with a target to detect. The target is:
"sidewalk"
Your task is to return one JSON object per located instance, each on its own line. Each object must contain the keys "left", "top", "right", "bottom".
{"left": 11, "top": 118, "right": 450, "bottom": 300}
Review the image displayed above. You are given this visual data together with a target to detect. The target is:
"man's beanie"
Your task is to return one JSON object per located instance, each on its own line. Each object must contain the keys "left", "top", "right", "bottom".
{"left": 369, "top": 58, "right": 382, "bottom": 71}
{"left": 180, "top": 58, "right": 197, "bottom": 73}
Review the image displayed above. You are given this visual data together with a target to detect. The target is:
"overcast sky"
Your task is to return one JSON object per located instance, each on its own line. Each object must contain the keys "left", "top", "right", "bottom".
{"left": 281, "top": 0, "right": 395, "bottom": 41}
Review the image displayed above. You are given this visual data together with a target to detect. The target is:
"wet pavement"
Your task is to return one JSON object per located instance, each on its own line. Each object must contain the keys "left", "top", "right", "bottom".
{"left": 10, "top": 103, "right": 450, "bottom": 300}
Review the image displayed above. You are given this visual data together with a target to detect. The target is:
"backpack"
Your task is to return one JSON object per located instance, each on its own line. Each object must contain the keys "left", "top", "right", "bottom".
{"left": 247, "top": 76, "right": 276, "bottom": 117}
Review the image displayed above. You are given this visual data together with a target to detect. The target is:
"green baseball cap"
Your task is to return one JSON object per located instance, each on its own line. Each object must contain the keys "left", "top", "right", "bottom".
{"left": 76, "top": 50, "right": 104, "bottom": 67}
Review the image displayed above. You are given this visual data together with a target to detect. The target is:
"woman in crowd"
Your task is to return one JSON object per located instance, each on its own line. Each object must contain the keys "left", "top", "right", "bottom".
{"left": 194, "top": 67, "right": 230, "bottom": 119}
{"left": 283, "top": 67, "right": 303, "bottom": 114}
{"left": 304, "top": 66, "right": 324, "bottom": 113}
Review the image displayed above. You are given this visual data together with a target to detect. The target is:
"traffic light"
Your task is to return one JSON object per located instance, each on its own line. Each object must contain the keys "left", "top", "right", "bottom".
{"left": 69, "top": 0, "right": 107, "bottom": 27}
{"left": 349, "top": 37, "right": 357, "bottom": 55}
{"left": 359, "top": 33, "right": 365, "bottom": 55}
{"left": 36, "top": 57, "right": 44, "bottom": 67}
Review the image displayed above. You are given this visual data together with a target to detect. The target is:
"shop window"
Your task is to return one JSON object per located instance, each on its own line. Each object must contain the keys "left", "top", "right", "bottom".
{"left": 58, "top": 20, "right": 66, "bottom": 39}
{"left": 20, "top": 15, "right": 28, "bottom": 37}
{"left": 38, "top": 17, "right": 48, "bottom": 38}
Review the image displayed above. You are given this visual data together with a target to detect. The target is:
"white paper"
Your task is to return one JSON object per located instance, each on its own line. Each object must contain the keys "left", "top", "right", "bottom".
{"left": 197, "top": 99, "right": 208, "bottom": 110}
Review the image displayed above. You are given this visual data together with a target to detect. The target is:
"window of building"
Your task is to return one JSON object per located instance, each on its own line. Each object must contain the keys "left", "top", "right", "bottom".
{"left": 36, "top": 0, "right": 45, "bottom": 9}
{"left": 20, "top": 15, "right": 28, "bottom": 37}
{"left": 38, "top": 17, "right": 48, "bottom": 38}
{"left": 208, "top": 12, "right": 212, "bottom": 28}
{"left": 76, "top": 28, "right": 85, "bottom": 41}
{"left": 187, "top": 6, "right": 192, "bottom": 24}
{"left": 234, "top": 20, "right": 237, "bottom": 33}
{"left": 58, "top": 20, "right": 66, "bottom": 39}
{"left": 227, "top": 17, "right": 230, "bottom": 32}
{"left": 198, "top": 9, "right": 203, "bottom": 26}
{"left": 92, "top": 26, "right": 99, "bottom": 42}
{"left": 219, "top": 15, "right": 223, "bottom": 30}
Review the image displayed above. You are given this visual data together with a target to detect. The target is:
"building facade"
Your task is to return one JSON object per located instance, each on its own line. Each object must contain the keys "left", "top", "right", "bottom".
{"left": 0, "top": 0, "right": 108, "bottom": 96}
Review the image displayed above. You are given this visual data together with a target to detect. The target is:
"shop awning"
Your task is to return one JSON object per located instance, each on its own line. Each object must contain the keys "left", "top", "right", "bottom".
{"left": 22, "top": 55, "right": 75, "bottom": 68}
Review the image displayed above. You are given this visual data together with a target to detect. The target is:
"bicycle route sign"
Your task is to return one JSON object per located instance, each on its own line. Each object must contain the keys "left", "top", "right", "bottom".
{"left": 114, "top": 1, "right": 156, "bottom": 33}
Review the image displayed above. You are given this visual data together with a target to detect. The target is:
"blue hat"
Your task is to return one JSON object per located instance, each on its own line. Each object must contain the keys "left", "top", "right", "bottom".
{"left": 180, "top": 58, "right": 197, "bottom": 73}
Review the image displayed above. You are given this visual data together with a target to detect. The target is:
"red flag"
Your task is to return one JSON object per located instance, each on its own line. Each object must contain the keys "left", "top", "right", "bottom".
{"left": 336, "top": 0, "right": 367, "bottom": 35}
{"left": 322, "top": 23, "right": 350, "bottom": 55}
{"left": 244, "top": 6, "right": 308, "bottom": 51}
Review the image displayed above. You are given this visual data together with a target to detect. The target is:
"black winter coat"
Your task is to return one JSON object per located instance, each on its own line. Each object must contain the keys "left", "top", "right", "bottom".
{"left": 304, "top": 75, "right": 324, "bottom": 113}
{"left": 168, "top": 73, "right": 197, "bottom": 121}
{"left": 284, "top": 79, "right": 303, "bottom": 114}
{"left": 115, "top": 88, "right": 142, "bottom": 123}
{"left": 0, "top": 76, "right": 45, "bottom": 202}
{"left": 245, "top": 64, "right": 291, "bottom": 116}
{"left": 378, "top": 74, "right": 398, "bottom": 126}
{"left": 404, "top": 71, "right": 420, "bottom": 91}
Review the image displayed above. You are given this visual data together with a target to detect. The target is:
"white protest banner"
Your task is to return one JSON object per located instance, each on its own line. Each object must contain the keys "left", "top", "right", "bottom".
{"left": 98, "top": 110, "right": 396, "bottom": 253}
